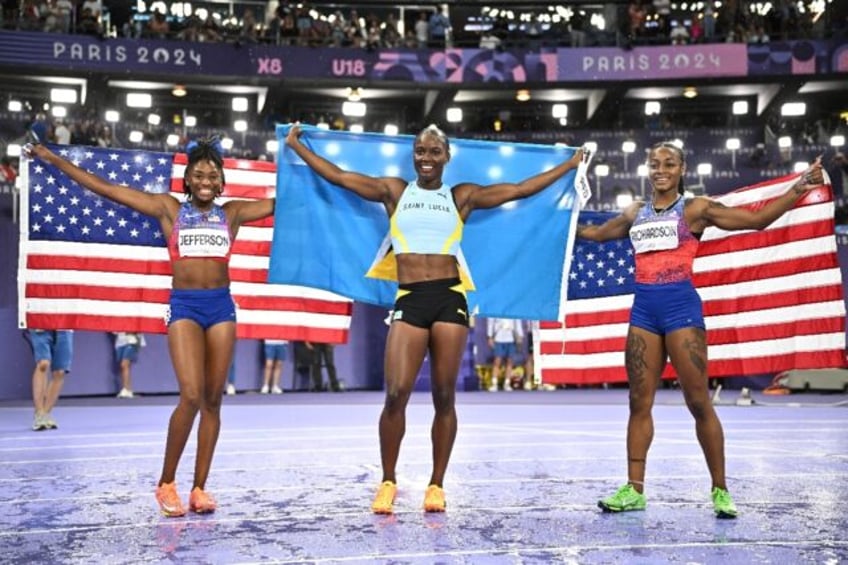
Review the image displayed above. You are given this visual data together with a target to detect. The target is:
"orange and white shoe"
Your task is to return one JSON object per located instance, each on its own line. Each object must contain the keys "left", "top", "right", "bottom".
{"left": 155, "top": 482, "right": 186, "bottom": 517}
{"left": 371, "top": 481, "right": 397, "bottom": 514}
{"left": 423, "top": 484, "right": 446, "bottom": 512}
{"left": 189, "top": 487, "right": 217, "bottom": 514}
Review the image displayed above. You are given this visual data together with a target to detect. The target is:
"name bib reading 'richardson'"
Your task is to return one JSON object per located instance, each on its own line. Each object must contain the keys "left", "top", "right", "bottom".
{"left": 178, "top": 228, "right": 231, "bottom": 258}
{"left": 630, "top": 219, "right": 679, "bottom": 254}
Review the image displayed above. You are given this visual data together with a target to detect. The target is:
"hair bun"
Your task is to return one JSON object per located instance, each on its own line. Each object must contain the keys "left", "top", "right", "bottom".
{"left": 185, "top": 136, "right": 225, "bottom": 157}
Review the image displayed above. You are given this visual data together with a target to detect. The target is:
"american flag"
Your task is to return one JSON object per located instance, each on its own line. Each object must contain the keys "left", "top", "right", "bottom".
{"left": 18, "top": 144, "right": 352, "bottom": 343}
{"left": 539, "top": 172, "right": 847, "bottom": 384}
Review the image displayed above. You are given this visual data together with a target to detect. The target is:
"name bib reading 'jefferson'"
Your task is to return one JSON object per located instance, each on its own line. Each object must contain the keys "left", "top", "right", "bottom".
{"left": 630, "top": 219, "right": 679, "bottom": 254}
{"left": 178, "top": 228, "right": 231, "bottom": 258}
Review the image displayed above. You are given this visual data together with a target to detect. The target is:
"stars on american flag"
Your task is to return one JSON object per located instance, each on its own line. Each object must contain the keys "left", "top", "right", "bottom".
{"left": 568, "top": 212, "right": 636, "bottom": 299}
{"left": 27, "top": 145, "right": 173, "bottom": 246}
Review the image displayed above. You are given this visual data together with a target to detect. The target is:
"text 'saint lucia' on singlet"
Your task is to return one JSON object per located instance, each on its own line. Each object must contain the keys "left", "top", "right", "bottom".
{"left": 390, "top": 181, "right": 463, "bottom": 256}
{"left": 629, "top": 196, "right": 699, "bottom": 284}
{"left": 168, "top": 202, "right": 233, "bottom": 263}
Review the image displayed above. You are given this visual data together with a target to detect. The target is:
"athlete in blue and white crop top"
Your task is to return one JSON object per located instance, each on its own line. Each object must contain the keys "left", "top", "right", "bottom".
{"left": 390, "top": 181, "right": 462, "bottom": 256}
{"left": 285, "top": 123, "right": 586, "bottom": 514}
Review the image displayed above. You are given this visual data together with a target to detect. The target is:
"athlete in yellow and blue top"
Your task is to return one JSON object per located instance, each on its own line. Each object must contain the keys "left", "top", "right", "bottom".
{"left": 577, "top": 141, "right": 823, "bottom": 520}
{"left": 286, "top": 123, "right": 583, "bottom": 514}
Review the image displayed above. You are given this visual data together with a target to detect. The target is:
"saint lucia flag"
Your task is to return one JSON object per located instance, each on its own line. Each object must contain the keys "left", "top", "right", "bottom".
{"left": 269, "top": 124, "right": 590, "bottom": 321}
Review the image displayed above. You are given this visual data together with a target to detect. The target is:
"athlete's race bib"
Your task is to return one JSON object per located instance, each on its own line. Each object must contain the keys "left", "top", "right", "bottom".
{"left": 630, "top": 219, "right": 679, "bottom": 253}
{"left": 178, "top": 227, "right": 231, "bottom": 258}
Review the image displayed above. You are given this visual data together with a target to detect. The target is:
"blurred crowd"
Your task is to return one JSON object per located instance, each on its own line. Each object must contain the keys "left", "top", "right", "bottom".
{"left": 1, "top": 1, "right": 842, "bottom": 50}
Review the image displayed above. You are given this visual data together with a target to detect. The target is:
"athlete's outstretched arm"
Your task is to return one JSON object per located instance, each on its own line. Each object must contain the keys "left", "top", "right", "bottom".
{"left": 285, "top": 124, "right": 398, "bottom": 204}
{"left": 25, "top": 143, "right": 173, "bottom": 220}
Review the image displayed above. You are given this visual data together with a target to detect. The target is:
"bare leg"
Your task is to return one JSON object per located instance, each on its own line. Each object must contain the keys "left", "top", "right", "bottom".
{"left": 43, "top": 369, "right": 65, "bottom": 413}
{"left": 120, "top": 359, "right": 132, "bottom": 391}
{"left": 262, "top": 359, "right": 273, "bottom": 388}
{"left": 193, "top": 321, "right": 235, "bottom": 490}
{"left": 272, "top": 359, "right": 283, "bottom": 388}
{"left": 31, "top": 360, "right": 50, "bottom": 415}
{"left": 379, "top": 321, "right": 429, "bottom": 483}
{"left": 667, "top": 327, "right": 727, "bottom": 490}
{"left": 624, "top": 326, "right": 666, "bottom": 493}
{"left": 159, "top": 320, "right": 206, "bottom": 485}
{"left": 427, "top": 322, "right": 467, "bottom": 486}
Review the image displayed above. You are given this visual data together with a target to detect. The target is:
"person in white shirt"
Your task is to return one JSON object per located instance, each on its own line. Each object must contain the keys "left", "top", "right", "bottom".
{"left": 486, "top": 318, "right": 524, "bottom": 391}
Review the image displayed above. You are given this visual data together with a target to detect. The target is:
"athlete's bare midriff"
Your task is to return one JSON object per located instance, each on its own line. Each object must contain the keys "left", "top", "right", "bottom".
{"left": 171, "top": 259, "right": 230, "bottom": 289}
{"left": 396, "top": 253, "right": 459, "bottom": 284}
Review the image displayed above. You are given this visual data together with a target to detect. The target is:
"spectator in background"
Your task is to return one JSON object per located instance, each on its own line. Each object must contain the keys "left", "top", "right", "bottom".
{"left": 486, "top": 318, "right": 524, "bottom": 391}
{"left": 226, "top": 357, "right": 237, "bottom": 396}
{"left": 96, "top": 125, "right": 114, "bottom": 148}
{"left": 414, "top": 11, "right": 429, "bottom": 48}
{"left": 144, "top": 9, "right": 170, "bottom": 39}
{"left": 428, "top": 7, "right": 450, "bottom": 48}
{"left": 77, "top": 6, "right": 101, "bottom": 36}
{"left": 306, "top": 341, "right": 341, "bottom": 392}
{"left": 0, "top": 157, "right": 18, "bottom": 184}
{"left": 24, "top": 329, "right": 73, "bottom": 431}
{"left": 53, "top": 119, "right": 71, "bottom": 145}
{"left": 113, "top": 332, "right": 145, "bottom": 398}
{"left": 261, "top": 339, "right": 287, "bottom": 394}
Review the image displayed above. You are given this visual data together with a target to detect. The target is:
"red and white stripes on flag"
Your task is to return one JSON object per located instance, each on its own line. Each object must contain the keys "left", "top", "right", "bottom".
{"left": 18, "top": 146, "right": 352, "bottom": 343}
{"left": 539, "top": 172, "right": 846, "bottom": 385}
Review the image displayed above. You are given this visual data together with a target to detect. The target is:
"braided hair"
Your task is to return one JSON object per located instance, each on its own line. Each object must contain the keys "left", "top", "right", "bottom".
{"left": 183, "top": 136, "right": 226, "bottom": 200}
{"left": 649, "top": 141, "right": 686, "bottom": 195}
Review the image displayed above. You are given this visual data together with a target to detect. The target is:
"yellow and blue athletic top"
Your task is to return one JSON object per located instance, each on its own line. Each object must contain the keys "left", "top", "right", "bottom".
{"left": 367, "top": 181, "right": 476, "bottom": 291}
{"left": 390, "top": 181, "right": 463, "bottom": 256}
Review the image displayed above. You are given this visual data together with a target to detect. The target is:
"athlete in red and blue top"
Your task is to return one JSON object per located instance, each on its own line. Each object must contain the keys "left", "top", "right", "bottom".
{"left": 27, "top": 138, "right": 275, "bottom": 518}
{"left": 577, "top": 141, "right": 823, "bottom": 519}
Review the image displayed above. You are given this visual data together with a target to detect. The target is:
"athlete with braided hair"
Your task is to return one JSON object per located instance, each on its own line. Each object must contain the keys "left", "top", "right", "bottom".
{"left": 26, "top": 138, "right": 275, "bottom": 517}
{"left": 578, "top": 142, "right": 823, "bottom": 518}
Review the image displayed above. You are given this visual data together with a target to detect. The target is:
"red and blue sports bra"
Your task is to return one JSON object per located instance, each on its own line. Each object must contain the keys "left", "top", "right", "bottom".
{"left": 167, "top": 202, "right": 233, "bottom": 263}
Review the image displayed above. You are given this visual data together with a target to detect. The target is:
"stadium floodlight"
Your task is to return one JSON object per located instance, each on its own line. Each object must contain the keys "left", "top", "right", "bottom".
{"left": 793, "top": 161, "right": 809, "bottom": 173}
{"left": 697, "top": 163, "right": 712, "bottom": 176}
{"left": 128, "top": 130, "right": 144, "bottom": 143}
{"left": 220, "top": 137, "right": 234, "bottom": 151}
{"left": 831, "top": 135, "right": 845, "bottom": 147}
{"left": 726, "top": 138, "right": 741, "bottom": 170}
{"left": 384, "top": 124, "right": 399, "bottom": 136}
{"left": 184, "top": 115, "right": 197, "bottom": 127}
{"left": 552, "top": 104, "right": 567, "bottom": 119}
{"left": 7, "top": 143, "right": 22, "bottom": 157}
{"left": 583, "top": 141, "right": 598, "bottom": 154}
{"left": 595, "top": 164, "right": 609, "bottom": 177}
{"left": 126, "top": 93, "right": 152, "bottom": 108}
{"left": 446, "top": 107, "right": 463, "bottom": 123}
{"left": 50, "top": 88, "right": 77, "bottom": 104}
{"left": 233, "top": 120, "right": 248, "bottom": 132}
{"left": 780, "top": 102, "right": 806, "bottom": 117}
{"left": 104, "top": 110, "right": 120, "bottom": 123}
{"left": 622, "top": 141, "right": 636, "bottom": 153}
{"left": 166, "top": 134, "right": 180, "bottom": 147}
{"left": 231, "top": 97, "right": 249, "bottom": 112}
{"left": 8, "top": 100, "right": 22, "bottom": 112}
{"left": 644, "top": 101, "right": 661, "bottom": 116}
{"left": 778, "top": 136, "right": 792, "bottom": 148}
{"left": 266, "top": 139, "right": 279, "bottom": 154}
{"left": 732, "top": 100, "right": 749, "bottom": 115}
{"left": 342, "top": 101, "right": 366, "bottom": 117}
{"left": 147, "top": 113, "right": 161, "bottom": 126}
{"left": 51, "top": 106, "right": 67, "bottom": 118}
{"left": 349, "top": 124, "right": 364, "bottom": 133}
